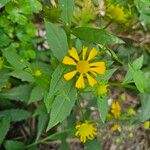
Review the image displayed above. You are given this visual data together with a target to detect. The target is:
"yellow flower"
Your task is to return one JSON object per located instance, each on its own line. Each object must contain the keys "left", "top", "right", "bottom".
{"left": 111, "top": 124, "right": 121, "bottom": 132}
{"left": 127, "top": 108, "right": 135, "bottom": 116}
{"left": 34, "top": 70, "right": 42, "bottom": 77}
{"left": 62, "top": 47, "right": 106, "bottom": 88}
{"left": 96, "top": 83, "right": 108, "bottom": 96}
{"left": 106, "top": 113, "right": 113, "bottom": 121}
{"left": 111, "top": 101, "right": 121, "bottom": 119}
{"left": 143, "top": 121, "right": 150, "bottom": 129}
{"left": 4, "top": 82, "right": 12, "bottom": 90}
{"left": 75, "top": 121, "right": 97, "bottom": 143}
{"left": 106, "top": 3, "right": 128, "bottom": 23}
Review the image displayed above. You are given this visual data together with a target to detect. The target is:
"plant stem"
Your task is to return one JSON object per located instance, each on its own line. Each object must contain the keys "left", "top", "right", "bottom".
{"left": 103, "top": 20, "right": 113, "bottom": 29}
{"left": 108, "top": 82, "right": 138, "bottom": 91}
{"left": 64, "top": 24, "right": 72, "bottom": 49}
{"left": 4, "top": 65, "right": 15, "bottom": 70}
{"left": 77, "top": 96, "right": 86, "bottom": 121}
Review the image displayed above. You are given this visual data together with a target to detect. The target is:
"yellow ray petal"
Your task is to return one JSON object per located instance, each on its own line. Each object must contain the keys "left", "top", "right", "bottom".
{"left": 90, "top": 66, "right": 106, "bottom": 74}
{"left": 64, "top": 70, "right": 77, "bottom": 80}
{"left": 68, "top": 47, "right": 80, "bottom": 61}
{"left": 62, "top": 56, "right": 77, "bottom": 65}
{"left": 86, "top": 73, "right": 97, "bottom": 86}
{"left": 89, "top": 62, "right": 105, "bottom": 67}
{"left": 90, "top": 71, "right": 98, "bottom": 77}
{"left": 82, "top": 46, "right": 88, "bottom": 60}
{"left": 87, "top": 48, "right": 98, "bottom": 61}
{"left": 75, "top": 74, "right": 85, "bottom": 88}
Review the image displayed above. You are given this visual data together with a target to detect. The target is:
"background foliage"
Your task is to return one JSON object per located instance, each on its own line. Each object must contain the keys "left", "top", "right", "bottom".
{"left": 0, "top": 0, "right": 150, "bottom": 149}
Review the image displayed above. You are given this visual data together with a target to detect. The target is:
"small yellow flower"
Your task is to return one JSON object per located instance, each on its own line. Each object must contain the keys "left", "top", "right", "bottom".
{"left": 4, "top": 82, "right": 12, "bottom": 90}
{"left": 111, "top": 101, "right": 121, "bottom": 119}
{"left": 96, "top": 83, "right": 108, "bottom": 96}
{"left": 62, "top": 47, "right": 106, "bottom": 88}
{"left": 34, "top": 70, "right": 42, "bottom": 77}
{"left": 143, "top": 121, "right": 150, "bottom": 129}
{"left": 106, "top": 3, "right": 128, "bottom": 23}
{"left": 106, "top": 113, "right": 113, "bottom": 121}
{"left": 75, "top": 121, "right": 97, "bottom": 143}
{"left": 111, "top": 124, "right": 121, "bottom": 132}
{"left": 127, "top": 108, "right": 135, "bottom": 116}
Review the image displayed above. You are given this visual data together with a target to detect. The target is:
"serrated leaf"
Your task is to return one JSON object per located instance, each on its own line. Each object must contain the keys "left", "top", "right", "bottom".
{"left": 0, "top": 84, "right": 32, "bottom": 102}
{"left": 128, "top": 64, "right": 148, "bottom": 93}
{"left": 29, "top": 86, "right": 44, "bottom": 103}
{"left": 124, "top": 55, "right": 144, "bottom": 83}
{"left": 134, "top": 0, "right": 150, "bottom": 25}
{"left": 139, "top": 94, "right": 150, "bottom": 122}
{"left": 58, "top": 0, "right": 74, "bottom": 25}
{"left": 19, "top": 0, "right": 42, "bottom": 14}
{"left": 45, "top": 21, "right": 68, "bottom": 61}
{"left": 72, "top": 27, "right": 124, "bottom": 45}
{"left": 0, "top": 109, "right": 31, "bottom": 122}
{"left": 8, "top": 70, "right": 35, "bottom": 82}
{"left": 97, "top": 68, "right": 117, "bottom": 81}
{"left": 4, "top": 140, "right": 25, "bottom": 150}
{"left": 97, "top": 96, "right": 109, "bottom": 123}
{"left": 132, "top": 55, "right": 144, "bottom": 69}
{"left": 47, "top": 81, "right": 76, "bottom": 130}
{"left": 0, "top": 116, "right": 10, "bottom": 145}
{"left": 44, "top": 64, "right": 66, "bottom": 111}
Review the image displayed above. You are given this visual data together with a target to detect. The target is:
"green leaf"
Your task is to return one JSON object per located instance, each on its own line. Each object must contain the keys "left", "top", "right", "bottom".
{"left": 4, "top": 140, "right": 25, "bottom": 150}
{"left": 132, "top": 55, "right": 144, "bottom": 69}
{"left": 124, "top": 55, "right": 144, "bottom": 83}
{"left": 0, "top": 109, "right": 31, "bottom": 122}
{"left": 97, "top": 68, "right": 117, "bottom": 81}
{"left": 0, "top": 74, "right": 9, "bottom": 89}
{"left": 36, "top": 112, "right": 48, "bottom": 141}
{"left": 134, "top": 0, "right": 150, "bottom": 25}
{"left": 29, "top": 129, "right": 72, "bottom": 147}
{"left": 29, "top": 86, "right": 44, "bottom": 103}
{"left": 47, "top": 81, "right": 76, "bottom": 130}
{"left": 58, "top": 0, "right": 74, "bottom": 25}
{"left": 44, "top": 64, "right": 66, "bottom": 111}
{"left": 0, "top": 0, "right": 10, "bottom": 8}
{"left": 8, "top": 70, "right": 35, "bottom": 82}
{"left": 19, "top": 0, "right": 42, "bottom": 14}
{"left": 45, "top": 21, "right": 68, "bottom": 61}
{"left": 0, "top": 31, "right": 10, "bottom": 47}
{"left": 2, "top": 48, "right": 29, "bottom": 69}
{"left": 139, "top": 94, "right": 150, "bottom": 122}
{"left": 0, "top": 116, "right": 10, "bottom": 145}
{"left": 85, "top": 139, "right": 101, "bottom": 150}
{"left": 128, "top": 64, "right": 148, "bottom": 93}
{"left": 0, "top": 84, "right": 32, "bottom": 102}
{"left": 72, "top": 27, "right": 124, "bottom": 45}
{"left": 42, "top": 6, "right": 61, "bottom": 23}
{"left": 97, "top": 95, "right": 109, "bottom": 123}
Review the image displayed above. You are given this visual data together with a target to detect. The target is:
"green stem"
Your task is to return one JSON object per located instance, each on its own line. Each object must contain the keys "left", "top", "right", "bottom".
{"left": 107, "top": 48, "right": 124, "bottom": 66}
{"left": 4, "top": 65, "right": 15, "bottom": 70}
{"left": 108, "top": 82, "right": 138, "bottom": 91}
{"left": 77, "top": 95, "right": 86, "bottom": 121}
{"left": 64, "top": 24, "right": 72, "bottom": 49}
{"left": 103, "top": 20, "right": 113, "bottom": 29}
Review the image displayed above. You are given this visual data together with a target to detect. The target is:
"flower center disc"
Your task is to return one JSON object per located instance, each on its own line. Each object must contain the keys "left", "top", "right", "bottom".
{"left": 76, "top": 61, "right": 90, "bottom": 74}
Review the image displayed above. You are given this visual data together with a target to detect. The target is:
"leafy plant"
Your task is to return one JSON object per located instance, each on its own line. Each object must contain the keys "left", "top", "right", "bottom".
{"left": 0, "top": 0, "right": 150, "bottom": 149}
